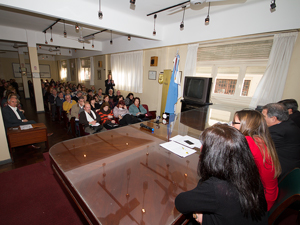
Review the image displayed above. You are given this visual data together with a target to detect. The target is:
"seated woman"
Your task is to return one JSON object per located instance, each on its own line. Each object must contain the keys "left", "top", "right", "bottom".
{"left": 90, "top": 97, "right": 101, "bottom": 112}
{"left": 125, "top": 93, "right": 134, "bottom": 107}
{"left": 129, "top": 97, "right": 147, "bottom": 120}
{"left": 114, "top": 95, "right": 124, "bottom": 107}
{"left": 232, "top": 109, "right": 281, "bottom": 211}
{"left": 175, "top": 124, "right": 267, "bottom": 225}
{"left": 98, "top": 102, "right": 119, "bottom": 130}
{"left": 103, "top": 94, "right": 114, "bottom": 109}
{"left": 113, "top": 100, "right": 139, "bottom": 126}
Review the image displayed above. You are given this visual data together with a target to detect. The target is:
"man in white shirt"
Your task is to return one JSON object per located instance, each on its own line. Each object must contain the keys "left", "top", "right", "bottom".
{"left": 2, "top": 95, "right": 36, "bottom": 129}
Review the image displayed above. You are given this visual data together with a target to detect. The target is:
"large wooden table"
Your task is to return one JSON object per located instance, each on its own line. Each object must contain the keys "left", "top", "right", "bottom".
{"left": 49, "top": 106, "right": 238, "bottom": 225}
{"left": 7, "top": 123, "right": 49, "bottom": 161}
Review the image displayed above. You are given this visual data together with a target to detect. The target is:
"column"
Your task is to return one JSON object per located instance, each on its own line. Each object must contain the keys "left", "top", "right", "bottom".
{"left": 27, "top": 31, "right": 44, "bottom": 112}
{"left": 18, "top": 48, "right": 30, "bottom": 99}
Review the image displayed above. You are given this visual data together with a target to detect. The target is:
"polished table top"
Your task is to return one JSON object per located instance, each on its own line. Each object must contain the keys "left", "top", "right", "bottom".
{"left": 49, "top": 105, "right": 241, "bottom": 225}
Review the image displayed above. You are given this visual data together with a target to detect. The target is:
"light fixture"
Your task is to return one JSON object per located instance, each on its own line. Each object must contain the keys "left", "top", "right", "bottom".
{"left": 270, "top": 0, "right": 276, "bottom": 9}
{"left": 74, "top": 49, "right": 77, "bottom": 53}
{"left": 180, "top": 6, "right": 186, "bottom": 30}
{"left": 83, "top": 42, "right": 85, "bottom": 49}
{"left": 128, "top": 35, "right": 131, "bottom": 41}
{"left": 64, "top": 20, "right": 67, "bottom": 37}
{"left": 69, "top": 49, "right": 71, "bottom": 54}
{"left": 153, "top": 14, "right": 157, "bottom": 35}
{"left": 110, "top": 30, "right": 113, "bottom": 45}
{"left": 50, "top": 27, "right": 53, "bottom": 42}
{"left": 75, "top": 23, "right": 79, "bottom": 32}
{"left": 44, "top": 32, "right": 48, "bottom": 44}
{"left": 130, "top": 0, "right": 136, "bottom": 4}
{"left": 92, "top": 37, "right": 94, "bottom": 48}
{"left": 39, "top": 45, "right": 41, "bottom": 49}
{"left": 98, "top": 0, "right": 103, "bottom": 19}
{"left": 205, "top": 2, "right": 210, "bottom": 25}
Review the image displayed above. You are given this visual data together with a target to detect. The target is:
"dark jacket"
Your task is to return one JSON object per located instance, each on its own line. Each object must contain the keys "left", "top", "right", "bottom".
{"left": 269, "top": 119, "right": 300, "bottom": 180}
{"left": 79, "top": 110, "right": 101, "bottom": 128}
{"left": 2, "top": 105, "right": 35, "bottom": 129}
{"left": 290, "top": 110, "right": 300, "bottom": 128}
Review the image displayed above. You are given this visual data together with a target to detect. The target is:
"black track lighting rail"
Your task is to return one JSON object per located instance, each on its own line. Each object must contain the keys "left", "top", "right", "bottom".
{"left": 83, "top": 29, "right": 108, "bottom": 39}
{"left": 42, "top": 19, "right": 61, "bottom": 33}
{"left": 147, "top": 0, "right": 190, "bottom": 16}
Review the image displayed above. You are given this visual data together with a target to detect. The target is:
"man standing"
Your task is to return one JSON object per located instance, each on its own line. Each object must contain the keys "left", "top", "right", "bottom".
{"left": 48, "top": 89, "right": 58, "bottom": 121}
{"left": 262, "top": 103, "right": 300, "bottom": 180}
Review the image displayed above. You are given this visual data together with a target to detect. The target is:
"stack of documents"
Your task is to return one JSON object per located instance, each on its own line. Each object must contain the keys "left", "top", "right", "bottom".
{"left": 160, "top": 135, "right": 202, "bottom": 158}
{"left": 20, "top": 124, "right": 33, "bottom": 130}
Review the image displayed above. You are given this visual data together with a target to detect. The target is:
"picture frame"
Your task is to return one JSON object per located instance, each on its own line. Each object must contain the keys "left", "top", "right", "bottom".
{"left": 148, "top": 70, "right": 157, "bottom": 80}
{"left": 97, "top": 70, "right": 102, "bottom": 80}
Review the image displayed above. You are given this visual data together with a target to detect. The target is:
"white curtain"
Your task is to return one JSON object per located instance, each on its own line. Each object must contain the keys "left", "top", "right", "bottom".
{"left": 66, "top": 59, "right": 71, "bottom": 82}
{"left": 249, "top": 32, "right": 298, "bottom": 108}
{"left": 77, "top": 58, "right": 82, "bottom": 83}
{"left": 90, "top": 56, "right": 94, "bottom": 86}
{"left": 179, "top": 43, "right": 199, "bottom": 99}
{"left": 111, "top": 51, "right": 143, "bottom": 93}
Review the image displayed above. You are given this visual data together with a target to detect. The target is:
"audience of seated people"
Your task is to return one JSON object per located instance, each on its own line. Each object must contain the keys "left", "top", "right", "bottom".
{"left": 113, "top": 100, "right": 139, "bottom": 126}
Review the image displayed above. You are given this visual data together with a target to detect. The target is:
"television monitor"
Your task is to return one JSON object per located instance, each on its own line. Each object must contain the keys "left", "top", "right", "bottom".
{"left": 183, "top": 76, "right": 212, "bottom": 105}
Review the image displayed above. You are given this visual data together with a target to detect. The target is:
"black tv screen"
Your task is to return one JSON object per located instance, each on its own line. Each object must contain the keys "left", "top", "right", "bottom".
{"left": 183, "top": 77, "right": 212, "bottom": 105}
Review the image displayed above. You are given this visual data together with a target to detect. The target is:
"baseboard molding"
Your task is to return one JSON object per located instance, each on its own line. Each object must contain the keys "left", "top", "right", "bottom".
{"left": 0, "top": 158, "right": 12, "bottom": 165}
{"left": 37, "top": 111, "right": 45, "bottom": 113}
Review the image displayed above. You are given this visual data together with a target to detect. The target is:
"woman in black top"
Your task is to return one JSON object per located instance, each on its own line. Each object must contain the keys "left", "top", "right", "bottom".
{"left": 105, "top": 74, "right": 115, "bottom": 94}
{"left": 175, "top": 124, "right": 267, "bottom": 225}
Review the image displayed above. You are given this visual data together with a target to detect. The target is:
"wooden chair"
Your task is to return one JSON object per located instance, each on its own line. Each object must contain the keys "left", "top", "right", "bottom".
{"left": 69, "top": 117, "right": 77, "bottom": 138}
{"left": 268, "top": 168, "right": 300, "bottom": 225}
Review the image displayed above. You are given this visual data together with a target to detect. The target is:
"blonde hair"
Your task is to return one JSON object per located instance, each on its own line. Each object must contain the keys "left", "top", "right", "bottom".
{"left": 234, "top": 110, "right": 281, "bottom": 178}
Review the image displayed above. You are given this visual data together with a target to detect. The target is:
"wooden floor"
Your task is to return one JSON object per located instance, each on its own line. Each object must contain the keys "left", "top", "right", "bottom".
{"left": 0, "top": 92, "right": 74, "bottom": 173}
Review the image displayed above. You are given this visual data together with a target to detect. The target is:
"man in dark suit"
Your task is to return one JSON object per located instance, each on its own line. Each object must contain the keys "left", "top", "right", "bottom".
{"left": 2, "top": 94, "right": 36, "bottom": 129}
{"left": 278, "top": 99, "right": 300, "bottom": 128}
{"left": 262, "top": 103, "right": 300, "bottom": 180}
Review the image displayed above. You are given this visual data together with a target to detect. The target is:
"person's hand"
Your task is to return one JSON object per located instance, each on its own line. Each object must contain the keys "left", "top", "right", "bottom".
{"left": 22, "top": 119, "right": 28, "bottom": 122}
{"left": 90, "top": 121, "right": 96, "bottom": 126}
{"left": 20, "top": 109, "right": 25, "bottom": 113}
{"left": 96, "top": 109, "right": 100, "bottom": 112}
{"left": 118, "top": 115, "right": 122, "bottom": 119}
{"left": 193, "top": 213, "right": 203, "bottom": 224}
{"left": 136, "top": 112, "right": 141, "bottom": 116}
{"left": 112, "top": 80, "right": 114, "bottom": 84}
{"left": 111, "top": 120, "right": 116, "bottom": 124}
{"left": 108, "top": 115, "right": 113, "bottom": 119}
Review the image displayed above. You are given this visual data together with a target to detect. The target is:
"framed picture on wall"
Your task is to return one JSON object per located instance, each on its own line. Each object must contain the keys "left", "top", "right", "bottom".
{"left": 97, "top": 70, "right": 102, "bottom": 80}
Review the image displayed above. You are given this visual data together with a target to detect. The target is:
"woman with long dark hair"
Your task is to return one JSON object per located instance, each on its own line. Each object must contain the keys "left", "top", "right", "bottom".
{"left": 175, "top": 124, "right": 267, "bottom": 225}
{"left": 232, "top": 109, "right": 281, "bottom": 210}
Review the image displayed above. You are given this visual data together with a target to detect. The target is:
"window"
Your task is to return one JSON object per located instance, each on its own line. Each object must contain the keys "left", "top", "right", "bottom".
{"left": 60, "top": 60, "right": 67, "bottom": 79}
{"left": 80, "top": 58, "right": 90, "bottom": 81}
{"left": 196, "top": 38, "right": 272, "bottom": 105}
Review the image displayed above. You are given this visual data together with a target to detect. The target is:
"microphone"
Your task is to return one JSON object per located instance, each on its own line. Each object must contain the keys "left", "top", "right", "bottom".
{"left": 140, "top": 123, "right": 154, "bottom": 132}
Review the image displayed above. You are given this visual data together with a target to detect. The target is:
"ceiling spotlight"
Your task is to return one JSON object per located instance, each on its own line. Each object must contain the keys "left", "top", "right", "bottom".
{"left": 83, "top": 43, "right": 85, "bottom": 49}
{"left": 50, "top": 27, "right": 53, "bottom": 42}
{"left": 130, "top": 0, "right": 136, "bottom": 4}
{"left": 180, "top": 6, "right": 186, "bottom": 30}
{"left": 39, "top": 45, "right": 41, "bottom": 49}
{"left": 92, "top": 38, "right": 95, "bottom": 48}
{"left": 205, "top": 2, "right": 210, "bottom": 25}
{"left": 98, "top": 0, "right": 103, "bottom": 19}
{"left": 270, "top": 0, "right": 276, "bottom": 9}
{"left": 75, "top": 49, "right": 77, "bottom": 53}
{"left": 128, "top": 35, "right": 131, "bottom": 41}
{"left": 69, "top": 49, "right": 71, "bottom": 54}
{"left": 75, "top": 23, "right": 79, "bottom": 32}
{"left": 64, "top": 20, "right": 67, "bottom": 37}
{"left": 110, "top": 30, "right": 113, "bottom": 45}
{"left": 153, "top": 14, "right": 157, "bottom": 35}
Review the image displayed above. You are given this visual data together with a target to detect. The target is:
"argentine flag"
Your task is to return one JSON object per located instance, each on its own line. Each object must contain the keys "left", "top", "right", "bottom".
{"left": 165, "top": 54, "right": 180, "bottom": 114}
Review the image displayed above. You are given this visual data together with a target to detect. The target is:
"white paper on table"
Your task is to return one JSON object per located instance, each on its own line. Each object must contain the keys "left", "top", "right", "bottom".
{"left": 19, "top": 124, "right": 33, "bottom": 130}
{"left": 92, "top": 122, "right": 100, "bottom": 127}
{"left": 160, "top": 141, "right": 196, "bottom": 158}
{"left": 170, "top": 135, "right": 202, "bottom": 149}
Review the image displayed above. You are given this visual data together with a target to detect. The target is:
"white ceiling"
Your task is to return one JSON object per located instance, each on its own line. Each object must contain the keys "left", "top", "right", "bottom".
{"left": 0, "top": 0, "right": 248, "bottom": 54}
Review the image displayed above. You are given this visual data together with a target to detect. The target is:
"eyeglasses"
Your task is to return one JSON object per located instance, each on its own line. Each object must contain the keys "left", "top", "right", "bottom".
{"left": 231, "top": 121, "right": 241, "bottom": 125}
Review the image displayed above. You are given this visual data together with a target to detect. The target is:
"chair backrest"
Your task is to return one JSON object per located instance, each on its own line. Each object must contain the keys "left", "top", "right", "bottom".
{"left": 268, "top": 168, "right": 300, "bottom": 225}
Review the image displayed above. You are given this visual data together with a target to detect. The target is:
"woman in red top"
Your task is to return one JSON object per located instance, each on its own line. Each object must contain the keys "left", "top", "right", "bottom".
{"left": 232, "top": 109, "right": 281, "bottom": 211}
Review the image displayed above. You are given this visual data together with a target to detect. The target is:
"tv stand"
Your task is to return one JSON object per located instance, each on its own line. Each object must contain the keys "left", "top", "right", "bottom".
{"left": 181, "top": 99, "right": 212, "bottom": 112}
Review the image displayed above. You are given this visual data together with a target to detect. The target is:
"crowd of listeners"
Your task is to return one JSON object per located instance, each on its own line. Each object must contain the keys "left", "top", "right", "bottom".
{"left": 1, "top": 77, "right": 300, "bottom": 224}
